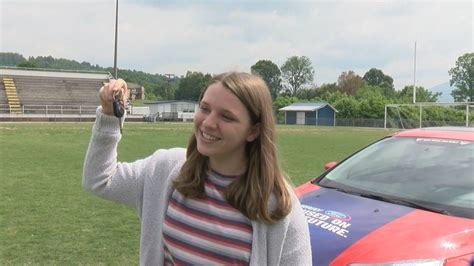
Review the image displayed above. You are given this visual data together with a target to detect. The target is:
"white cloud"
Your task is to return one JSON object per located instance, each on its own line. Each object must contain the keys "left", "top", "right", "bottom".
{"left": 0, "top": 1, "right": 115, "bottom": 66}
{"left": 0, "top": 0, "right": 472, "bottom": 90}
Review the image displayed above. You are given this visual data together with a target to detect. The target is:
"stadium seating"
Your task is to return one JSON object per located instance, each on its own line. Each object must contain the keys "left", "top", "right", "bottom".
{"left": 0, "top": 68, "right": 144, "bottom": 122}
{"left": 0, "top": 80, "right": 9, "bottom": 105}
{"left": 0, "top": 68, "right": 109, "bottom": 115}
{"left": 1, "top": 77, "right": 22, "bottom": 113}
{"left": 12, "top": 75, "right": 103, "bottom": 106}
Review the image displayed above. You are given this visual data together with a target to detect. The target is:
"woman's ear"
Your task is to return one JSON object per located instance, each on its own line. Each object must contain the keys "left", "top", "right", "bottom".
{"left": 246, "top": 123, "right": 261, "bottom": 142}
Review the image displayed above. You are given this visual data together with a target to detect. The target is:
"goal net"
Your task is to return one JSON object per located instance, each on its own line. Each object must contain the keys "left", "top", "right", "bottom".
{"left": 384, "top": 102, "right": 474, "bottom": 129}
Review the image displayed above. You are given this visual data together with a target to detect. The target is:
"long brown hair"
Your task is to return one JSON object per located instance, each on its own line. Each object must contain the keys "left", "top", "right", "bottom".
{"left": 172, "top": 72, "right": 291, "bottom": 224}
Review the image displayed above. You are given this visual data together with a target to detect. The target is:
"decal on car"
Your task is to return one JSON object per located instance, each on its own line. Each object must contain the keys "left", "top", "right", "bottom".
{"left": 300, "top": 187, "right": 415, "bottom": 265}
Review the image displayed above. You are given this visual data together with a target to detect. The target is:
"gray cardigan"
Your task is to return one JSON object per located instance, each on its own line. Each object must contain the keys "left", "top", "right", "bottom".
{"left": 83, "top": 107, "right": 312, "bottom": 266}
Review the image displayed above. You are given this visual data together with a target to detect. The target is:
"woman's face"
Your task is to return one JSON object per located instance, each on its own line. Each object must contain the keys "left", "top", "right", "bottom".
{"left": 194, "top": 82, "right": 259, "bottom": 170}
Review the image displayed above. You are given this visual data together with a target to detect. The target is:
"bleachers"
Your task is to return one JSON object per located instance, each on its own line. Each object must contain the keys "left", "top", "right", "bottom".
{"left": 12, "top": 75, "right": 104, "bottom": 106}
{"left": 0, "top": 81, "right": 8, "bottom": 105}
{"left": 0, "top": 68, "right": 144, "bottom": 122}
{"left": 0, "top": 68, "right": 110, "bottom": 115}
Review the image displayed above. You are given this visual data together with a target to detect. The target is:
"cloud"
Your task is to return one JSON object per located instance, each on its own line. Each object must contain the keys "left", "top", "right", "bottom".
{"left": 0, "top": 0, "right": 472, "bottom": 90}
{"left": 0, "top": 1, "right": 116, "bottom": 65}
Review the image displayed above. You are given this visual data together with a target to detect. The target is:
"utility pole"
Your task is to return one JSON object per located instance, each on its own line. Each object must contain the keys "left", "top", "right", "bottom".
{"left": 413, "top": 41, "right": 417, "bottom": 104}
{"left": 113, "top": 0, "right": 119, "bottom": 79}
{"left": 164, "top": 74, "right": 175, "bottom": 100}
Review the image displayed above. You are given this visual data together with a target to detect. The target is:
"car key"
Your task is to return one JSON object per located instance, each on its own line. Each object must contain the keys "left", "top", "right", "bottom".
{"left": 113, "top": 90, "right": 125, "bottom": 134}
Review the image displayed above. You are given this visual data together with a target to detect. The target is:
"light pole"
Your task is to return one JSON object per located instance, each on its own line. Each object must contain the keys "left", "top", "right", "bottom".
{"left": 113, "top": 0, "right": 119, "bottom": 79}
{"left": 413, "top": 41, "right": 417, "bottom": 104}
{"left": 165, "top": 73, "right": 175, "bottom": 99}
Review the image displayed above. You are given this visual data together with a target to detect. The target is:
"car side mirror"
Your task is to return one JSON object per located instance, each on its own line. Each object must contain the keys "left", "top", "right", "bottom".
{"left": 324, "top": 161, "right": 338, "bottom": 170}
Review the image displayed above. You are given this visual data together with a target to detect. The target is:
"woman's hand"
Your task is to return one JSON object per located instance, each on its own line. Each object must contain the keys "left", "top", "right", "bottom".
{"left": 99, "top": 79, "right": 128, "bottom": 116}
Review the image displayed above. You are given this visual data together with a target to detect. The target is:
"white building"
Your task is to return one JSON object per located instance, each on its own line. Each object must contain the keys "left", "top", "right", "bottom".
{"left": 144, "top": 100, "right": 198, "bottom": 121}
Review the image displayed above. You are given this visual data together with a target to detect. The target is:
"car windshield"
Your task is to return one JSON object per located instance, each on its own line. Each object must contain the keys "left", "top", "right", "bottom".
{"left": 318, "top": 136, "right": 474, "bottom": 219}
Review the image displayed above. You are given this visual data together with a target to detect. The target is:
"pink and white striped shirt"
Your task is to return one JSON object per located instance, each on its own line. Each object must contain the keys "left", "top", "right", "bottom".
{"left": 163, "top": 170, "right": 253, "bottom": 265}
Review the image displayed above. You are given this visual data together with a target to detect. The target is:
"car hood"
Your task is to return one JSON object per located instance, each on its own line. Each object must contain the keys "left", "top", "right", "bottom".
{"left": 298, "top": 185, "right": 474, "bottom": 265}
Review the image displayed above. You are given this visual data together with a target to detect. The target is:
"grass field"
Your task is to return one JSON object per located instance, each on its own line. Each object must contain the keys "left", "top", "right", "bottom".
{"left": 0, "top": 122, "right": 394, "bottom": 264}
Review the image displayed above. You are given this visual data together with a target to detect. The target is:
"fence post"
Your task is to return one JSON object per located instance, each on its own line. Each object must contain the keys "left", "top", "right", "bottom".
{"left": 46, "top": 105, "right": 48, "bottom": 115}
{"left": 466, "top": 104, "right": 469, "bottom": 127}
{"left": 419, "top": 104, "right": 422, "bottom": 128}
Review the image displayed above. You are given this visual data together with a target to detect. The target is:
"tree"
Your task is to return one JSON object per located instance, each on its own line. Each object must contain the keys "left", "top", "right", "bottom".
{"left": 273, "top": 95, "right": 300, "bottom": 123}
{"left": 250, "top": 60, "right": 282, "bottom": 100}
{"left": 174, "top": 71, "right": 212, "bottom": 101}
{"left": 0, "top": 52, "right": 26, "bottom": 66}
{"left": 337, "top": 70, "right": 362, "bottom": 95}
{"left": 398, "top": 86, "right": 441, "bottom": 103}
{"left": 355, "top": 84, "right": 384, "bottom": 100}
{"left": 357, "top": 91, "right": 388, "bottom": 119}
{"left": 362, "top": 68, "right": 395, "bottom": 97}
{"left": 325, "top": 91, "right": 360, "bottom": 118}
{"left": 296, "top": 83, "right": 341, "bottom": 100}
{"left": 280, "top": 56, "right": 315, "bottom": 97}
{"left": 363, "top": 68, "right": 394, "bottom": 88}
{"left": 273, "top": 95, "right": 300, "bottom": 111}
{"left": 17, "top": 61, "right": 38, "bottom": 68}
{"left": 449, "top": 52, "right": 474, "bottom": 102}
{"left": 295, "top": 87, "right": 321, "bottom": 100}
{"left": 317, "top": 83, "right": 338, "bottom": 96}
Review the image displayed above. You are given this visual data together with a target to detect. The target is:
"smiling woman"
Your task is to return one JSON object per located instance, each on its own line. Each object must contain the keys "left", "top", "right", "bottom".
{"left": 192, "top": 82, "right": 259, "bottom": 172}
{"left": 82, "top": 71, "right": 311, "bottom": 265}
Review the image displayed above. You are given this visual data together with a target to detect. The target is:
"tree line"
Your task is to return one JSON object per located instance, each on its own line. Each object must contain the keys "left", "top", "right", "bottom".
{"left": 1, "top": 52, "right": 472, "bottom": 121}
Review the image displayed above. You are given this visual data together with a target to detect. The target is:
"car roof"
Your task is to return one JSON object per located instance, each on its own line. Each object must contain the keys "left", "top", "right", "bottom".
{"left": 391, "top": 127, "right": 474, "bottom": 141}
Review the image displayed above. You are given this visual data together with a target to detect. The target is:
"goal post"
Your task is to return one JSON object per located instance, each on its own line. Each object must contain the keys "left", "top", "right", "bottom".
{"left": 384, "top": 102, "right": 474, "bottom": 129}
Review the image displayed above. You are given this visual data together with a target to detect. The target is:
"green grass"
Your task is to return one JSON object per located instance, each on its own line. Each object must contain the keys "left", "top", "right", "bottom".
{"left": 0, "top": 122, "right": 393, "bottom": 264}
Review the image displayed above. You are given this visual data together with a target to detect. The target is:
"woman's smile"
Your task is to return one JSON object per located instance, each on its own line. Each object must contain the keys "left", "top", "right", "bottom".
{"left": 200, "top": 130, "right": 220, "bottom": 141}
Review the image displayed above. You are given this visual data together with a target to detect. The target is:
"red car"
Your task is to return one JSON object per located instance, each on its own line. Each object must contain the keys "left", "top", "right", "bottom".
{"left": 296, "top": 127, "right": 474, "bottom": 266}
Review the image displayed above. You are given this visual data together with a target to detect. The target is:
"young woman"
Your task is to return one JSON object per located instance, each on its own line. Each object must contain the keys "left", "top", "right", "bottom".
{"left": 83, "top": 72, "right": 311, "bottom": 265}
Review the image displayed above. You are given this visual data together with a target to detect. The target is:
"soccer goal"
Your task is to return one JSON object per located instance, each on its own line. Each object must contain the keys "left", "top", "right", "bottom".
{"left": 384, "top": 102, "right": 474, "bottom": 129}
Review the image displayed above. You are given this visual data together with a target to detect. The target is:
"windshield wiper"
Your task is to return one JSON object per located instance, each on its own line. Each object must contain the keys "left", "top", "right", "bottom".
{"left": 357, "top": 193, "right": 452, "bottom": 215}
{"left": 319, "top": 184, "right": 354, "bottom": 195}
{"left": 320, "top": 184, "right": 452, "bottom": 215}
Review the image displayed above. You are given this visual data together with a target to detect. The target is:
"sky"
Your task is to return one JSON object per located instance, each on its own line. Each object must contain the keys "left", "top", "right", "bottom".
{"left": 0, "top": 0, "right": 472, "bottom": 90}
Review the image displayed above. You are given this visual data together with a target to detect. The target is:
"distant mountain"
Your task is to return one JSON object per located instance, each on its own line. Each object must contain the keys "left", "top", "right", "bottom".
{"left": 429, "top": 82, "right": 455, "bottom": 103}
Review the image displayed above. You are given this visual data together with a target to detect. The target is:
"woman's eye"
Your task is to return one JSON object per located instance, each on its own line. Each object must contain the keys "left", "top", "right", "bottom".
{"left": 222, "top": 115, "right": 234, "bottom": 121}
{"left": 199, "top": 106, "right": 210, "bottom": 113}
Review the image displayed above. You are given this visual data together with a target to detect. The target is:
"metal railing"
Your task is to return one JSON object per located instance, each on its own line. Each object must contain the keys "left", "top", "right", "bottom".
{"left": 0, "top": 104, "right": 97, "bottom": 115}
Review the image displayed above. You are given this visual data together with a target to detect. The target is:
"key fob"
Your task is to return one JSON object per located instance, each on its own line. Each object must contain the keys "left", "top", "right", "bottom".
{"left": 113, "top": 98, "right": 125, "bottom": 118}
{"left": 112, "top": 90, "right": 125, "bottom": 118}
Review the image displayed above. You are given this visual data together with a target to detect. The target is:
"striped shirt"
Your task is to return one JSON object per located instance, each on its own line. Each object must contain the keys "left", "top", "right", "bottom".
{"left": 163, "top": 170, "right": 253, "bottom": 265}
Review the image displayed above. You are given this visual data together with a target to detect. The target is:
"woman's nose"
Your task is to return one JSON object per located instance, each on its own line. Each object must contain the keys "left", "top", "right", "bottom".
{"left": 202, "top": 113, "right": 218, "bottom": 129}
